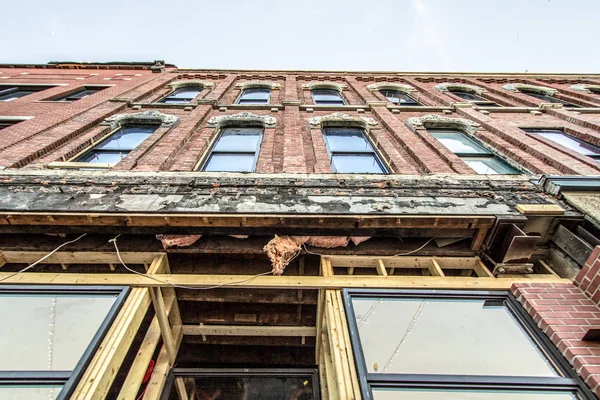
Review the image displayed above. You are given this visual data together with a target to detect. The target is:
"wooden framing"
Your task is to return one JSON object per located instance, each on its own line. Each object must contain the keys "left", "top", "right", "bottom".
{"left": 0, "top": 250, "right": 567, "bottom": 400}
{"left": 320, "top": 290, "right": 361, "bottom": 400}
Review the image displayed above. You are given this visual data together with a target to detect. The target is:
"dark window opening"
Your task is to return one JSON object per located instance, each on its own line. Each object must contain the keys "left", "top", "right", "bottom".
{"left": 429, "top": 129, "right": 519, "bottom": 174}
{"left": 0, "top": 85, "right": 55, "bottom": 102}
{"left": 161, "top": 369, "right": 319, "bottom": 400}
{"left": 311, "top": 89, "right": 346, "bottom": 105}
{"left": 76, "top": 124, "right": 158, "bottom": 166}
{"left": 201, "top": 127, "right": 263, "bottom": 172}
{"left": 523, "top": 128, "right": 600, "bottom": 161}
{"left": 159, "top": 87, "right": 203, "bottom": 103}
{"left": 323, "top": 127, "right": 387, "bottom": 174}
{"left": 55, "top": 87, "right": 107, "bottom": 101}
{"left": 237, "top": 88, "right": 271, "bottom": 104}
{"left": 449, "top": 89, "right": 500, "bottom": 107}
{"left": 520, "top": 90, "right": 581, "bottom": 108}
{"left": 379, "top": 90, "right": 421, "bottom": 106}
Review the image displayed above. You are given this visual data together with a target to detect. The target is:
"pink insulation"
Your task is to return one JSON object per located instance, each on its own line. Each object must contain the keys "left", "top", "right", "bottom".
{"left": 156, "top": 234, "right": 202, "bottom": 249}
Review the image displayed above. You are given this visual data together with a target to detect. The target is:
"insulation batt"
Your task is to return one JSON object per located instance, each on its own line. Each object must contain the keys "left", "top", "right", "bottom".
{"left": 156, "top": 234, "right": 202, "bottom": 249}
{"left": 263, "top": 235, "right": 372, "bottom": 275}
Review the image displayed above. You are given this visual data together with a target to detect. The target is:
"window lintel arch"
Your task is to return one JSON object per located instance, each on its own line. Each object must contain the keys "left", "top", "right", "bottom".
{"left": 102, "top": 110, "right": 179, "bottom": 130}
{"left": 435, "top": 82, "right": 486, "bottom": 95}
{"left": 502, "top": 83, "right": 557, "bottom": 96}
{"left": 569, "top": 84, "right": 600, "bottom": 93}
{"left": 406, "top": 114, "right": 480, "bottom": 134}
{"left": 366, "top": 83, "right": 416, "bottom": 94}
{"left": 302, "top": 82, "right": 346, "bottom": 92}
{"left": 206, "top": 112, "right": 276, "bottom": 129}
{"left": 234, "top": 81, "right": 281, "bottom": 90}
{"left": 167, "top": 80, "right": 214, "bottom": 91}
{"left": 308, "top": 112, "right": 377, "bottom": 131}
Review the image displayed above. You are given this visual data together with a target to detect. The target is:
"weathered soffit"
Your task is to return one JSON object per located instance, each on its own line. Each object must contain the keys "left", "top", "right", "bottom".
{"left": 207, "top": 112, "right": 277, "bottom": 128}
{"left": 102, "top": 110, "right": 179, "bottom": 129}
{"left": 501, "top": 83, "right": 557, "bottom": 95}
{"left": 0, "top": 171, "right": 566, "bottom": 219}
{"left": 434, "top": 82, "right": 485, "bottom": 94}
{"left": 406, "top": 114, "right": 480, "bottom": 134}
{"left": 308, "top": 112, "right": 377, "bottom": 128}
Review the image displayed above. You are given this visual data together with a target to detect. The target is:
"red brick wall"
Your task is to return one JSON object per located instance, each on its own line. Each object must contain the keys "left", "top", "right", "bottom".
{"left": 2, "top": 68, "right": 600, "bottom": 174}
{"left": 511, "top": 246, "right": 600, "bottom": 398}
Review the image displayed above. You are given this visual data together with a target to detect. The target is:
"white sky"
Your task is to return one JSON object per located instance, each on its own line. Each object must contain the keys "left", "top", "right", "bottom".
{"left": 1, "top": 0, "right": 598, "bottom": 73}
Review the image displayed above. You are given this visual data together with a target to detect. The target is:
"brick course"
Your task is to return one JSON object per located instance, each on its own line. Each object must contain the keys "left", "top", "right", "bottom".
{"left": 2, "top": 67, "right": 600, "bottom": 174}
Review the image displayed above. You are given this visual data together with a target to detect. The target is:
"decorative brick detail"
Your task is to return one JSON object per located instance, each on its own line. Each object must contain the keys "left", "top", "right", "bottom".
{"left": 511, "top": 281, "right": 600, "bottom": 398}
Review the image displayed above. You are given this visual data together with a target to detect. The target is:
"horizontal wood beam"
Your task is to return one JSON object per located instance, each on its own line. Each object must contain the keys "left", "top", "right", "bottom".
{"left": 0, "top": 212, "right": 495, "bottom": 230}
{"left": 0, "top": 272, "right": 568, "bottom": 289}
{"left": 182, "top": 325, "right": 316, "bottom": 337}
{"left": 1, "top": 251, "right": 160, "bottom": 265}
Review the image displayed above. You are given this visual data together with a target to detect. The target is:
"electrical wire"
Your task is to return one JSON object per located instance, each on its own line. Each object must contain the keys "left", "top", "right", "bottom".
{"left": 0, "top": 233, "right": 88, "bottom": 283}
{"left": 109, "top": 234, "right": 273, "bottom": 290}
{"left": 301, "top": 237, "right": 437, "bottom": 258}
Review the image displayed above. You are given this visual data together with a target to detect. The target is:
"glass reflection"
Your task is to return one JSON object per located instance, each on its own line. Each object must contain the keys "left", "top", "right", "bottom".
{"left": 372, "top": 387, "right": 576, "bottom": 400}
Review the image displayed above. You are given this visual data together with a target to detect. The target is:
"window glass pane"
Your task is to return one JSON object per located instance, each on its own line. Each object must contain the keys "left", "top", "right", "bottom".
{"left": 429, "top": 130, "right": 489, "bottom": 154}
{"left": 528, "top": 130, "right": 600, "bottom": 156}
{"left": 463, "top": 157, "right": 518, "bottom": 174}
{"left": 204, "top": 154, "right": 257, "bottom": 172}
{"left": 380, "top": 90, "right": 419, "bottom": 105}
{"left": 240, "top": 88, "right": 271, "bottom": 103}
{"left": 174, "top": 375, "right": 315, "bottom": 400}
{"left": 324, "top": 128, "right": 373, "bottom": 152}
{"left": 78, "top": 150, "right": 126, "bottom": 165}
{"left": 238, "top": 98, "right": 269, "bottom": 104}
{"left": 372, "top": 388, "right": 577, "bottom": 400}
{"left": 95, "top": 125, "right": 157, "bottom": 151}
{"left": 0, "top": 293, "right": 118, "bottom": 371}
{"left": 213, "top": 128, "right": 262, "bottom": 152}
{"left": 351, "top": 297, "right": 558, "bottom": 376}
{"left": 521, "top": 91, "right": 579, "bottom": 107}
{"left": 0, "top": 91, "right": 34, "bottom": 101}
{"left": 168, "top": 88, "right": 202, "bottom": 100}
{"left": 312, "top": 89, "right": 344, "bottom": 104}
{"left": 0, "top": 385, "right": 64, "bottom": 400}
{"left": 332, "top": 154, "right": 385, "bottom": 173}
{"left": 451, "top": 91, "right": 486, "bottom": 102}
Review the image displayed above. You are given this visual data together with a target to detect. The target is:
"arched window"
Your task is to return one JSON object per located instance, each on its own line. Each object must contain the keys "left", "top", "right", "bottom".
{"left": 435, "top": 83, "right": 499, "bottom": 106}
{"left": 407, "top": 115, "right": 520, "bottom": 175}
{"left": 323, "top": 127, "right": 387, "bottom": 173}
{"left": 76, "top": 124, "right": 159, "bottom": 166}
{"left": 380, "top": 90, "right": 420, "bottom": 106}
{"left": 502, "top": 83, "right": 580, "bottom": 108}
{"left": 311, "top": 89, "right": 346, "bottom": 105}
{"left": 237, "top": 88, "right": 271, "bottom": 104}
{"left": 159, "top": 87, "right": 203, "bottom": 104}
{"left": 199, "top": 112, "right": 276, "bottom": 172}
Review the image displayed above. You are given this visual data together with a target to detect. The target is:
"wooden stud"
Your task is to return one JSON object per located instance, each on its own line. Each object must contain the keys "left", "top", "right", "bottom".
{"left": 428, "top": 259, "right": 444, "bottom": 276}
{"left": 473, "top": 260, "right": 494, "bottom": 278}
{"left": 516, "top": 204, "right": 565, "bottom": 215}
{"left": 108, "top": 263, "right": 116, "bottom": 271}
{"left": 315, "top": 289, "right": 325, "bottom": 364}
{"left": 1, "top": 251, "right": 159, "bottom": 265}
{"left": 375, "top": 259, "right": 388, "bottom": 276}
{"left": 471, "top": 227, "right": 489, "bottom": 251}
{"left": 117, "top": 295, "right": 176, "bottom": 400}
{"left": 334, "top": 291, "right": 362, "bottom": 399}
{"left": 182, "top": 325, "right": 316, "bottom": 336}
{"left": 142, "top": 325, "right": 183, "bottom": 400}
{"left": 71, "top": 287, "right": 151, "bottom": 400}
{"left": 149, "top": 287, "right": 176, "bottom": 363}
{"left": 0, "top": 251, "right": 5, "bottom": 268}
{"left": 0, "top": 272, "right": 568, "bottom": 289}
{"left": 322, "top": 257, "right": 334, "bottom": 278}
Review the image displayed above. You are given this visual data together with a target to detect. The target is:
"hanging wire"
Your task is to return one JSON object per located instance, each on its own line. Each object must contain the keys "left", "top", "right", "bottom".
{"left": 0, "top": 233, "right": 88, "bottom": 283}
{"left": 301, "top": 237, "right": 436, "bottom": 258}
{"left": 109, "top": 234, "right": 272, "bottom": 290}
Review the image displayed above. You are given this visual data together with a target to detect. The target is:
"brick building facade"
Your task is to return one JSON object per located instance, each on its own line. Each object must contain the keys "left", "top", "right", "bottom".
{"left": 0, "top": 61, "right": 600, "bottom": 399}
